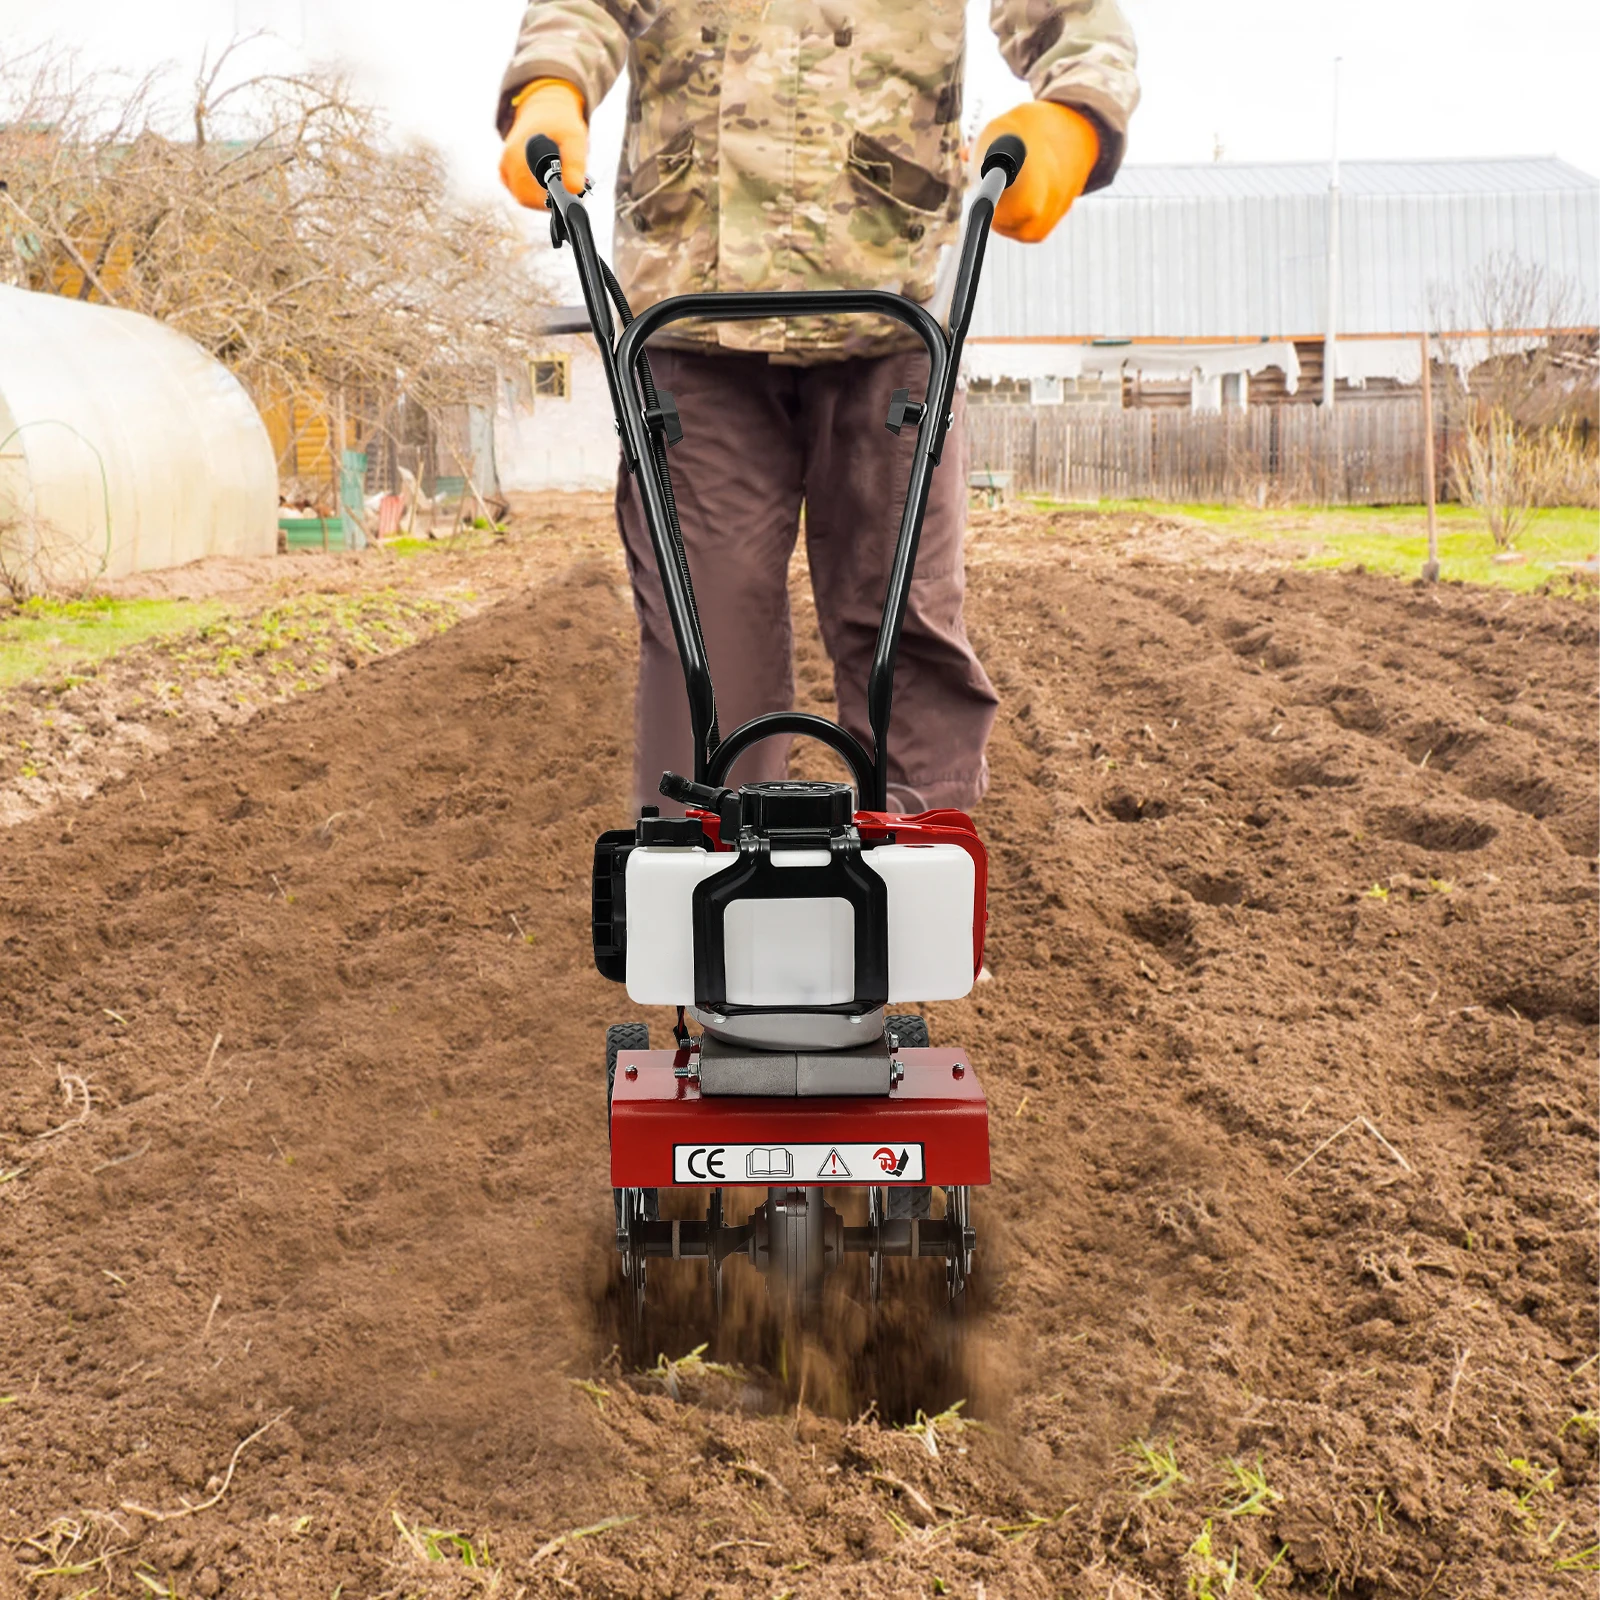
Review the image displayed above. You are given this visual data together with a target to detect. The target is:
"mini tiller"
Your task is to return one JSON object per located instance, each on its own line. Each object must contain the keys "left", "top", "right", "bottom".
{"left": 529, "top": 130, "right": 1027, "bottom": 1321}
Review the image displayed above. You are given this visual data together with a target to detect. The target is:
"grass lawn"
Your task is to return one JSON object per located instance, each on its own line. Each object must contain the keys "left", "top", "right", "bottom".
{"left": 0, "top": 595, "right": 229, "bottom": 690}
{"left": 1091, "top": 501, "right": 1600, "bottom": 593}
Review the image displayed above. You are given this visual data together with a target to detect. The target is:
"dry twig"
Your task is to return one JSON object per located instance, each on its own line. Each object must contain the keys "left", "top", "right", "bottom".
{"left": 120, "top": 1410, "right": 288, "bottom": 1522}
{"left": 1439, "top": 1346, "right": 1471, "bottom": 1440}
{"left": 1289, "top": 1116, "right": 1414, "bottom": 1178}
{"left": 530, "top": 1515, "right": 635, "bottom": 1564}
{"left": 32, "top": 1068, "right": 93, "bottom": 1141}
{"left": 91, "top": 1142, "right": 149, "bottom": 1174}
{"left": 870, "top": 1473, "right": 936, "bottom": 1524}
{"left": 732, "top": 1460, "right": 789, "bottom": 1496}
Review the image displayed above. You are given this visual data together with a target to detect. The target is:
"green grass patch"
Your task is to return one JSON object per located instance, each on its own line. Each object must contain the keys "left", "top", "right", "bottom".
{"left": 382, "top": 527, "right": 496, "bottom": 559}
{"left": 0, "top": 590, "right": 457, "bottom": 707}
{"left": 0, "top": 596, "right": 229, "bottom": 690}
{"left": 1037, "top": 499, "right": 1599, "bottom": 593}
{"left": 1125, "top": 1437, "right": 1186, "bottom": 1499}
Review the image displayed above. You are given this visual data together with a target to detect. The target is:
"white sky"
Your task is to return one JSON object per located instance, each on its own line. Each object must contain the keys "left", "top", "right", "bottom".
{"left": 5, "top": 0, "right": 1597, "bottom": 281}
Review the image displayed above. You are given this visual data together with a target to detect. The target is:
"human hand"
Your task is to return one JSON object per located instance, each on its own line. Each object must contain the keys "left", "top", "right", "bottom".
{"left": 499, "top": 78, "right": 588, "bottom": 204}
{"left": 977, "top": 102, "right": 1099, "bottom": 242}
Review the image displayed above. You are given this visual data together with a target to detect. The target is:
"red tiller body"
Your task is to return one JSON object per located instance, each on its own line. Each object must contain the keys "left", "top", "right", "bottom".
{"left": 611, "top": 1047, "right": 991, "bottom": 1189}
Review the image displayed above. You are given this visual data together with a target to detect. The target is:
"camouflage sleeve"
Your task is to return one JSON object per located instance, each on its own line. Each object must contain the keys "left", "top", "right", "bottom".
{"left": 495, "top": 0, "right": 661, "bottom": 134}
{"left": 989, "top": 0, "right": 1139, "bottom": 191}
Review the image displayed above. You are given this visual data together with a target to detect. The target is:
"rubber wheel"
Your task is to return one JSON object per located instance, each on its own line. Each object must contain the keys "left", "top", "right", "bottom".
{"left": 885, "top": 1015, "right": 932, "bottom": 1219}
{"left": 886, "top": 1013, "right": 930, "bottom": 1050}
{"left": 606, "top": 1022, "right": 651, "bottom": 1099}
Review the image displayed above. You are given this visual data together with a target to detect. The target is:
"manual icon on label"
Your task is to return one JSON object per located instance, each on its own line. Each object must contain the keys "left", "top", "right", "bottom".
{"left": 747, "top": 1147, "right": 793, "bottom": 1178}
{"left": 817, "top": 1148, "right": 850, "bottom": 1178}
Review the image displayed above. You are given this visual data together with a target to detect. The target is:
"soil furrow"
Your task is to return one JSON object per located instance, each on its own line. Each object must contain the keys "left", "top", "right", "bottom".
{"left": 1, "top": 511, "right": 1594, "bottom": 1598}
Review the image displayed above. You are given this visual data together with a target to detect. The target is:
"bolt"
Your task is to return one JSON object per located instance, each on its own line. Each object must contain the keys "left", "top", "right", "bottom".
{"left": 624, "top": 1064, "right": 638, "bottom": 1079}
{"left": 952, "top": 1063, "right": 965, "bottom": 1078}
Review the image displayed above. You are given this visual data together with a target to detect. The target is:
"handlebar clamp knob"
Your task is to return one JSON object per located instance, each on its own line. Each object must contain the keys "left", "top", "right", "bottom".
{"left": 885, "top": 388, "right": 927, "bottom": 436}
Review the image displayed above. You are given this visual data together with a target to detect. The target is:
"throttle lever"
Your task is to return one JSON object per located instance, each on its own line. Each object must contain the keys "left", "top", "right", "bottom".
{"left": 659, "top": 772, "right": 739, "bottom": 838}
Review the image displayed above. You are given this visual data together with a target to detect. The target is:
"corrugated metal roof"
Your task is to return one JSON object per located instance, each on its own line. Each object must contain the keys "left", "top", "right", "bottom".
{"left": 970, "top": 157, "right": 1600, "bottom": 342}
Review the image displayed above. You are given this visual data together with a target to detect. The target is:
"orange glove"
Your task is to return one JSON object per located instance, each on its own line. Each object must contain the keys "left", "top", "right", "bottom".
{"left": 978, "top": 102, "right": 1100, "bottom": 243}
{"left": 499, "top": 77, "right": 588, "bottom": 203}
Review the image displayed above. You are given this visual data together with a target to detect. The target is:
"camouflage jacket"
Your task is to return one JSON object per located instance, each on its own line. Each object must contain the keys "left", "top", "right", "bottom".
{"left": 498, "top": 0, "right": 1138, "bottom": 360}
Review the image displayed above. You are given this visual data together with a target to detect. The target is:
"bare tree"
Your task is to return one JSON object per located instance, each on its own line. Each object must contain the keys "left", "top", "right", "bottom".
{"left": 0, "top": 42, "right": 550, "bottom": 477}
{"left": 1431, "top": 254, "right": 1599, "bottom": 545}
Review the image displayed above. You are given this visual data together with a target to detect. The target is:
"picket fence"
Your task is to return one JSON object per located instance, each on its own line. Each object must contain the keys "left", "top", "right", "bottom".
{"left": 967, "top": 399, "right": 1432, "bottom": 505}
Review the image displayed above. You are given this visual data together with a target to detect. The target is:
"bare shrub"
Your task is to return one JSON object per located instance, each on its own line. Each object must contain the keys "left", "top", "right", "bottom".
{"left": 1450, "top": 412, "right": 1598, "bottom": 548}
{"left": 1434, "top": 254, "right": 1593, "bottom": 425}
{"left": 1432, "top": 255, "right": 1599, "bottom": 543}
{"left": 1452, "top": 408, "right": 1536, "bottom": 548}
{"left": 0, "top": 507, "right": 99, "bottom": 602}
{"left": 0, "top": 511, "right": 33, "bottom": 604}
{"left": 1534, "top": 422, "right": 1600, "bottom": 509}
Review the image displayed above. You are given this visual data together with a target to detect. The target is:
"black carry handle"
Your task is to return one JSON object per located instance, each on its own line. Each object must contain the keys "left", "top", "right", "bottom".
{"left": 537, "top": 134, "right": 1020, "bottom": 809}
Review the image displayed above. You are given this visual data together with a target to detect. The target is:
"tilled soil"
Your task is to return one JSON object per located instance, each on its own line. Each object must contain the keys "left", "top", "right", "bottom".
{"left": 1, "top": 504, "right": 1595, "bottom": 1598}
{"left": 0, "top": 494, "right": 618, "bottom": 832}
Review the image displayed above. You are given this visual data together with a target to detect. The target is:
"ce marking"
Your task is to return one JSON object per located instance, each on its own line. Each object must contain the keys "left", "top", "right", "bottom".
{"left": 684, "top": 1146, "right": 726, "bottom": 1180}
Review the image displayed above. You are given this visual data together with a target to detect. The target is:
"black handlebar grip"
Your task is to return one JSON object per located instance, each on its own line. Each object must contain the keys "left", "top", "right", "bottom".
{"left": 524, "top": 133, "right": 562, "bottom": 191}
{"left": 981, "top": 134, "right": 1027, "bottom": 187}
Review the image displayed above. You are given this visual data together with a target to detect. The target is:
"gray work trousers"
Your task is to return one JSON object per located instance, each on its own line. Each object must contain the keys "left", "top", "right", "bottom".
{"left": 615, "top": 346, "right": 997, "bottom": 814}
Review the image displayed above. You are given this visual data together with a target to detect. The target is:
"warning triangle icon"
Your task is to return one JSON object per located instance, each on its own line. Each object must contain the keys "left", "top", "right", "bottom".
{"left": 817, "top": 1148, "right": 851, "bottom": 1178}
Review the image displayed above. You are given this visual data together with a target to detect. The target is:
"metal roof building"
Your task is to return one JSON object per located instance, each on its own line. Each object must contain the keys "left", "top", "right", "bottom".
{"left": 971, "top": 157, "right": 1599, "bottom": 344}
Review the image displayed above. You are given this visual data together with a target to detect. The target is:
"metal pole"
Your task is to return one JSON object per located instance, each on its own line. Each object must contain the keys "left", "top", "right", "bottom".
{"left": 1323, "top": 57, "right": 1342, "bottom": 411}
{"left": 1420, "top": 331, "right": 1440, "bottom": 582}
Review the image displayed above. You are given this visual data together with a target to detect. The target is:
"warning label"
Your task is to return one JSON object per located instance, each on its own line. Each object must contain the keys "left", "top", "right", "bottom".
{"left": 672, "top": 1142, "right": 925, "bottom": 1185}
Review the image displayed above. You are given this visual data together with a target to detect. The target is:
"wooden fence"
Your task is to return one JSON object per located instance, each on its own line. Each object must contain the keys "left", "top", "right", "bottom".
{"left": 967, "top": 399, "right": 1433, "bottom": 505}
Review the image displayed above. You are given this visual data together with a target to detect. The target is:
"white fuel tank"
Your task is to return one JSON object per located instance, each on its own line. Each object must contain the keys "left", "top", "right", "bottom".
{"left": 623, "top": 842, "right": 975, "bottom": 1009}
{"left": 623, "top": 846, "right": 731, "bottom": 1004}
{"left": 864, "top": 842, "right": 976, "bottom": 1001}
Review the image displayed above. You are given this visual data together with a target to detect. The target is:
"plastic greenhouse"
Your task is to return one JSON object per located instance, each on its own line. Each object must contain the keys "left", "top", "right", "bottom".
{"left": 0, "top": 285, "right": 278, "bottom": 588}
